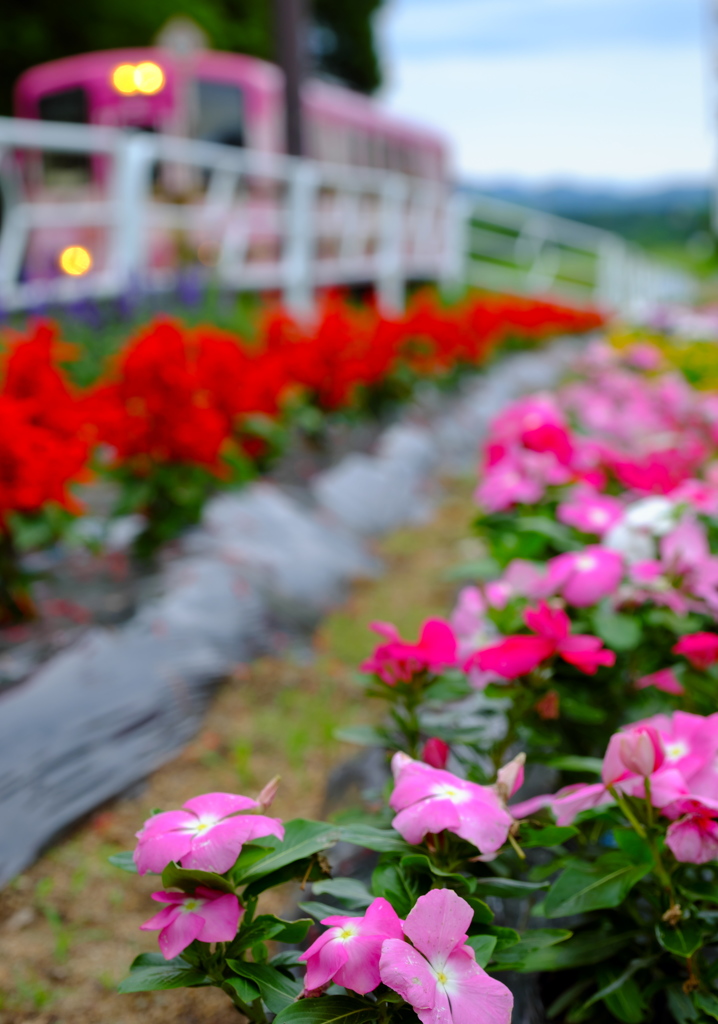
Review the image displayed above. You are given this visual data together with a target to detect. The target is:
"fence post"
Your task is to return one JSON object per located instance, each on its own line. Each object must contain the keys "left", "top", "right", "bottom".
{"left": 108, "top": 132, "right": 155, "bottom": 293}
{"left": 377, "top": 173, "right": 407, "bottom": 313}
{"left": 440, "top": 191, "right": 469, "bottom": 299}
{"left": 283, "top": 159, "right": 316, "bottom": 316}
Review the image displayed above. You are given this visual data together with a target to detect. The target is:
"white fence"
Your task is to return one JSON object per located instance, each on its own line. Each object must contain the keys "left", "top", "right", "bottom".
{"left": 0, "top": 115, "right": 696, "bottom": 315}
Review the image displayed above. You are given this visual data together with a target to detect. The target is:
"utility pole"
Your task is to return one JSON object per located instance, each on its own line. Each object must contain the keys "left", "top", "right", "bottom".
{"left": 273, "top": 0, "right": 306, "bottom": 157}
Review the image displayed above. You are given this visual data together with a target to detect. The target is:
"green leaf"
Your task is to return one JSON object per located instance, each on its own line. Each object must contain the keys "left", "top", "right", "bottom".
{"left": 444, "top": 557, "right": 501, "bottom": 582}
{"left": 333, "top": 725, "right": 387, "bottom": 746}
{"left": 471, "top": 925, "right": 520, "bottom": 952}
{"left": 335, "top": 824, "right": 413, "bottom": 854}
{"left": 613, "top": 829, "right": 654, "bottom": 865}
{"left": 667, "top": 986, "right": 699, "bottom": 1023}
{"left": 299, "top": 901, "right": 362, "bottom": 921}
{"left": 542, "top": 755, "right": 604, "bottom": 775}
{"left": 560, "top": 698, "right": 607, "bottom": 724}
{"left": 506, "top": 929, "right": 633, "bottom": 971}
{"left": 224, "top": 975, "right": 261, "bottom": 1003}
{"left": 475, "top": 877, "right": 549, "bottom": 899}
{"left": 423, "top": 673, "right": 473, "bottom": 702}
{"left": 108, "top": 851, "right": 138, "bottom": 873}
{"left": 231, "top": 915, "right": 312, "bottom": 952}
{"left": 678, "top": 881, "right": 718, "bottom": 904}
{"left": 592, "top": 603, "right": 643, "bottom": 651}
{"left": 515, "top": 516, "right": 579, "bottom": 549}
{"left": 521, "top": 826, "right": 578, "bottom": 848}
{"left": 466, "top": 935, "right": 497, "bottom": 967}
{"left": 492, "top": 929, "right": 572, "bottom": 969}
{"left": 118, "top": 955, "right": 209, "bottom": 993}
{"left": 273, "top": 996, "right": 379, "bottom": 1024}
{"left": 544, "top": 858, "right": 651, "bottom": 918}
{"left": 601, "top": 975, "right": 647, "bottom": 1024}
{"left": 239, "top": 820, "right": 338, "bottom": 883}
{"left": 581, "top": 958, "right": 655, "bottom": 1010}
{"left": 656, "top": 919, "right": 704, "bottom": 958}
{"left": 229, "top": 843, "right": 274, "bottom": 883}
{"left": 312, "top": 878, "right": 373, "bottom": 908}
{"left": 160, "top": 862, "right": 234, "bottom": 895}
{"left": 400, "top": 853, "right": 472, "bottom": 891}
{"left": 371, "top": 862, "right": 419, "bottom": 918}
{"left": 464, "top": 896, "right": 494, "bottom": 925}
{"left": 695, "top": 992, "right": 718, "bottom": 1020}
{"left": 226, "top": 962, "right": 301, "bottom": 1013}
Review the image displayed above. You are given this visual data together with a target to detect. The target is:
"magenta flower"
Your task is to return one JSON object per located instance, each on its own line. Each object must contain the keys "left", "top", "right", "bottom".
{"left": 133, "top": 792, "right": 285, "bottom": 875}
{"left": 389, "top": 753, "right": 514, "bottom": 857}
{"left": 469, "top": 602, "right": 615, "bottom": 680}
{"left": 140, "top": 886, "right": 242, "bottom": 960}
{"left": 422, "top": 737, "right": 450, "bottom": 769}
{"left": 379, "top": 889, "right": 513, "bottom": 1024}
{"left": 664, "top": 798, "right": 718, "bottom": 864}
{"left": 634, "top": 668, "right": 685, "bottom": 696}
{"left": 361, "top": 619, "right": 458, "bottom": 686}
{"left": 557, "top": 491, "right": 623, "bottom": 536}
{"left": 545, "top": 546, "right": 624, "bottom": 608}
{"left": 299, "top": 897, "right": 403, "bottom": 995}
{"left": 672, "top": 632, "right": 718, "bottom": 671}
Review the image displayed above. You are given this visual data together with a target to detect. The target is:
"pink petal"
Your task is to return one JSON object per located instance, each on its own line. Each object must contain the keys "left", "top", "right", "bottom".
{"left": 370, "top": 621, "right": 401, "bottom": 641}
{"left": 361, "top": 897, "right": 404, "bottom": 939}
{"left": 136, "top": 809, "right": 196, "bottom": 840}
{"left": 635, "top": 668, "right": 685, "bottom": 696}
{"left": 390, "top": 760, "right": 458, "bottom": 810}
{"left": 134, "top": 831, "right": 194, "bottom": 875}
{"left": 418, "top": 620, "right": 458, "bottom": 662}
{"left": 476, "top": 636, "right": 554, "bottom": 679}
{"left": 239, "top": 814, "right": 285, "bottom": 844}
{"left": 392, "top": 798, "right": 462, "bottom": 845}
{"left": 380, "top": 938, "right": 436, "bottom": 1010}
{"left": 158, "top": 911, "right": 205, "bottom": 960}
{"left": 303, "top": 932, "right": 349, "bottom": 991}
{"left": 336, "top": 934, "right": 384, "bottom": 994}
{"left": 140, "top": 905, "right": 179, "bottom": 931}
{"left": 403, "top": 889, "right": 473, "bottom": 965}
{"left": 181, "top": 817, "right": 257, "bottom": 873}
{"left": 455, "top": 797, "right": 513, "bottom": 854}
{"left": 441, "top": 947, "right": 514, "bottom": 1024}
{"left": 196, "top": 893, "right": 242, "bottom": 943}
{"left": 182, "top": 793, "right": 258, "bottom": 818}
{"left": 524, "top": 601, "right": 570, "bottom": 642}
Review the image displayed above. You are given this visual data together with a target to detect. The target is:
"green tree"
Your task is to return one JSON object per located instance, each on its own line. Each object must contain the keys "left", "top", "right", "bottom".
{"left": 0, "top": 0, "right": 384, "bottom": 116}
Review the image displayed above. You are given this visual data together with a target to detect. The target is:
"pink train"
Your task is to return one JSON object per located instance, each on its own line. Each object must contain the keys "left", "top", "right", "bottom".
{"left": 13, "top": 47, "right": 450, "bottom": 284}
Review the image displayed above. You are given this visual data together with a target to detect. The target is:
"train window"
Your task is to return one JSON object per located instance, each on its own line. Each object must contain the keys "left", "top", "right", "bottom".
{"left": 38, "top": 87, "right": 91, "bottom": 186}
{"left": 195, "top": 80, "right": 245, "bottom": 147}
{"left": 38, "top": 87, "right": 88, "bottom": 124}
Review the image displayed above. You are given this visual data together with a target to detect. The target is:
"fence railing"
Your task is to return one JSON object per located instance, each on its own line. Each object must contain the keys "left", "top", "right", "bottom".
{"left": 0, "top": 115, "right": 696, "bottom": 315}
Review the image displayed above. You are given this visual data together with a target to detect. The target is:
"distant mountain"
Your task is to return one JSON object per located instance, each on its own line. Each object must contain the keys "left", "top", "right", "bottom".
{"left": 460, "top": 181, "right": 714, "bottom": 251}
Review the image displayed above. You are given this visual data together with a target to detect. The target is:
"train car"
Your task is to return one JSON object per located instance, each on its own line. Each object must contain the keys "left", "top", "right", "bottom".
{"left": 12, "top": 47, "right": 449, "bottom": 283}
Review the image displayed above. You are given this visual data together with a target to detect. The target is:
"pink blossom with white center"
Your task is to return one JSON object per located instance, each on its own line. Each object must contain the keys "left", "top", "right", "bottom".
{"left": 545, "top": 546, "right": 624, "bottom": 607}
{"left": 133, "top": 793, "right": 285, "bottom": 875}
{"left": 140, "top": 886, "right": 242, "bottom": 960}
{"left": 389, "top": 754, "right": 514, "bottom": 857}
{"left": 643, "top": 711, "right": 718, "bottom": 799}
{"left": 557, "top": 491, "right": 624, "bottom": 537}
{"left": 379, "top": 889, "right": 513, "bottom": 1024}
{"left": 299, "top": 898, "right": 403, "bottom": 995}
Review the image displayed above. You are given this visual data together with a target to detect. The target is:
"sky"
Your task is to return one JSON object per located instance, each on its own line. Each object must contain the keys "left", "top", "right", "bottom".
{"left": 379, "top": 0, "right": 715, "bottom": 187}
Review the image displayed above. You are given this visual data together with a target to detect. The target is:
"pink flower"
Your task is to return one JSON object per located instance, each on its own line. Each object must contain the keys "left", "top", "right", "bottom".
{"left": 474, "top": 452, "right": 545, "bottom": 512}
{"left": 634, "top": 668, "right": 685, "bottom": 696}
{"left": 133, "top": 793, "right": 285, "bottom": 875}
{"left": 557, "top": 491, "right": 623, "bottom": 536}
{"left": 389, "top": 753, "right": 514, "bottom": 857}
{"left": 299, "top": 898, "right": 403, "bottom": 995}
{"left": 672, "top": 633, "right": 718, "bottom": 671}
{"left": 545, "top": 546, "right": 624, "bottom": 608}
{"left": 469, "top": 602, "right": 615, "bottom": 679}
{"left": 665, "top": 799, "right": 718, "bottom": 864}
{"left": 361, "top": 619, "right": 458, "bottom": 686}
{"left": 422, "top": 737, "right": 450, "bottom": 769}
{"left": 140, "top": 886, "right": 242, "bottom": 960}
{"left": 614, "top": 725, "right": 665, "bottom": 778}
{"left": 379, "top": 888, "right": 513, "bottom": 1024}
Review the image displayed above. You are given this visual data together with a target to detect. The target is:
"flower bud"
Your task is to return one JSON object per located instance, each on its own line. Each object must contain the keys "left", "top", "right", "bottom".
{"left": 495, "top": 753, "right": 526, "bottom": 804}
{"left": 421, "top": 738, "right": 450, "bottom": 769}
{"left": 256, "top": 775, "right": 281, "bottom": 811}
{"left": 617, "top": 726, "right": 665, "bottom": 777}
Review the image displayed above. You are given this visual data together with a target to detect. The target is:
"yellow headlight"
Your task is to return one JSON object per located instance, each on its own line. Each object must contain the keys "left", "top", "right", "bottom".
{"left": 134, "top": 62, "right": 165, "bottom": 95}
{"left": 112, "top": 64, "right": 137, "bottom": 95}
{"left": 59, "top": 246, "right": 92, "bottom": 277}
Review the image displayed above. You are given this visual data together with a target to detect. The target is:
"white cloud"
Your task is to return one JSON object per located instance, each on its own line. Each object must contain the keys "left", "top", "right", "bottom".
{"left": 383, "top": 43, "right": 714, "bottom": 183}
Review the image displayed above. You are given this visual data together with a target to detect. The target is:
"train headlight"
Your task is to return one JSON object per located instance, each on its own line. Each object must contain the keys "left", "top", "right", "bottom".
{"left": 134, "top": 62, "right": 165, "bottom": 95}
{"left": 111, "top": 62, "right": 165, "bottom": 96}
{"left": 112, "top": 64, "right": 137, "bottom": 95}
{"left": 59, "top": 246, "right": 92, "bottom": 276}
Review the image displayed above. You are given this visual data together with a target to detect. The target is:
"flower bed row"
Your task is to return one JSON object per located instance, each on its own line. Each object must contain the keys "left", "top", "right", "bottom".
{"left": 108, "top": 336, "right": 718, "bottom": 1024}
{"left": 0, "top": 292, "right": 601, "bottom": 622}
